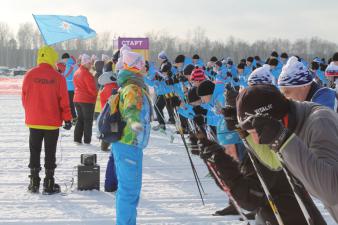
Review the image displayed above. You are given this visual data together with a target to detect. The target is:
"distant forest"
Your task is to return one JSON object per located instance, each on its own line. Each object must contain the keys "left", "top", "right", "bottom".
{"left": 1, "top": 22, "right": 337, "bottom": 68}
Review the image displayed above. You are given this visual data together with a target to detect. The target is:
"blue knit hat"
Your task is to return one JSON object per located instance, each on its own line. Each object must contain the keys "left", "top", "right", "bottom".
{"left": 278, "top": 56, "right": 313, "bottom": 87}
{"left": 248, "top": 64, "right": 274, "bottom": 86}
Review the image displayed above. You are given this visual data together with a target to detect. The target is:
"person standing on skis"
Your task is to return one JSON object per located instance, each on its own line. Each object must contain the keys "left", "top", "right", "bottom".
{"left": 22, "top": 46, "right": 72, "bottom": 195}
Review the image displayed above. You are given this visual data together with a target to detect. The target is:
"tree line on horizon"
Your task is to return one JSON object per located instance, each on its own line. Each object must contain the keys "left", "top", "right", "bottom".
{"left": 0, "top": 22, "right": 337, "bottom": 69}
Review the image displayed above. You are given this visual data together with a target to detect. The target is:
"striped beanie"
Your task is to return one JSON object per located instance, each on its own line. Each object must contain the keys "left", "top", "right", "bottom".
{"left": 278, "top": 56, "right": 313, "bottom": 87}
{"left": 248, "top": 64, "right": 274, "bottom": 86}
{"left": 325, "top": 62, "right": 338, "bottom": 77}
{"left": 191, "top": 68, "right": 206, "bottom": 81}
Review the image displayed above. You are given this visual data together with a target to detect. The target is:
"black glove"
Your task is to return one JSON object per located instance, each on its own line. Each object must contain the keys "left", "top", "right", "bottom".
{"left": 226, "top": 71, "right": 232, "bottom": 78}
{"left": 165, "top": 78, "right": 174, "bottom": 86}
{"left": 173, "top": 76, "right": 180, "bottom": 84}
{"left": 154, "top": 73, "right": 163, "bottom": 81}
{"left": 170, "top": 96, "right": 181, "bottom": 107}
{"left": 251, "top": 115, "right": 291, "bottom": 151}
{"left": 63, "top": 121, "right": 72, "bottom": 130}
{"left": 222, "top": 106, "right": 238, "bottom": 131}
{"left": 193, "top": 106, "right": 207, "bottom": 115}
{"left": 200, "top": 143, "right": 223, "bottom": 160}
{"left": 225, "top": 85, "right": 239, "bottom": 107}
{"left": 193, "top": 114, "right": 206, "bottom": 126}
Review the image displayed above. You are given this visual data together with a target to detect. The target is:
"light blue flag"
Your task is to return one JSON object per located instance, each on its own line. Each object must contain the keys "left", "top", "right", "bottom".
{"left": 33, "top": 14, "right": 96, "bottom": 45}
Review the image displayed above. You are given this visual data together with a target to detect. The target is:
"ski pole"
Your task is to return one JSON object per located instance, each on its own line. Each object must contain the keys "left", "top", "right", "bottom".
{"left": 241, "top": 138, "right": 285, "bottom": 225}
{"left": 173, "top": 109, "right": 206, "bottom": 194}
{"left": 172, "top": 109, "right": 206, "bottom": 205}
{"left": 206, "top": 160, "right": 250, "bottom": 225}
{"left": 277, "top": 154, "right": 315, "bottom": 225}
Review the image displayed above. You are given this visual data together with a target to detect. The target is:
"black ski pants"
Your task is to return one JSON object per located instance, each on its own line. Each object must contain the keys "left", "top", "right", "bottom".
{"left": 29, "top": 128, "right": 59, "bottom": 170}
{"left": 74, "top": 102, "right": 95, "bottom": 144}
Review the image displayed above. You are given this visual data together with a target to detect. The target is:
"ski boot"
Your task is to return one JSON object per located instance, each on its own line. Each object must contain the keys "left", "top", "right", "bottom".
{"left": 28, "top": 168, "right": 41, "bottom": 193}
{"left": 101, "top": 141, "right": 110, "bottom": 152}
{"left": 43, "top": 169, "right": 61, "bottom": 195}
{"left": 213, "top": 204, "right": 239, "bottom": 216}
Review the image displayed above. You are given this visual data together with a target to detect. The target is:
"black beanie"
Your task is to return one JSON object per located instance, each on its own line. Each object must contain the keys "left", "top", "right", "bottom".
{"left": 188, "top": 87, "right": 200, "bottom": 103}
{"left": 237, "top": 63, "right": 245, "bottom": 69}
{"left": 332, "top": 52, "right": 338, "bottom": 62}
{"left": 215, "top": 61, "right": 223, "bottom": 67}
{"left": 183, "top": 64, "right": 195, "bottom": 76}
{"left": 175, "top": 55, "right": 185, "bottom": 64}
{"left": 192, "top": 54, "right": 200, "bottom": 60}
{"left": 268, "top": 58, "right": 279, "bottom": 66}
{"left": 197, "top": 80, "right": 215, "bottom": 97}
{"left": 236, "top": 84, "right": 290, "bottom": 130}
{"left": 254, "top": 56, "right": 261, "bottom": 61}
{"left": 280, "top": 52, "right": 288, "bottom": 59}
{"left": 240, "top": 58, "right": 246, "bottom": 64}
{"left": 246, "top": 56, "right": 254, "bottom": 63}
{"left": 62, "top": 53, "right": 70, "bottom": 59}
{"left": 271, "top": 51, "right": 279, "bottom": 58}
{"left": 210, "top": 56, "right": 218, "bottom": 62}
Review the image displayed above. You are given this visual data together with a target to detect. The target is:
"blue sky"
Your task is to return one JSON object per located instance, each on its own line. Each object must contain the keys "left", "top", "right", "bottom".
{"left": 1, "top": 0, "right": 337, "bottom": 43}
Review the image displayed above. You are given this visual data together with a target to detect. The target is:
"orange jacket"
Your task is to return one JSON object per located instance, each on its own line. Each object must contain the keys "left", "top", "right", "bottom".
{"left": 73, "top": 65, "right": 98, "bottom": 103}
{"left": 100, "top": 82, "right": 119, "bottom": 108}
{"left": 22, "top": 63, "right": 72, "bottom": 128}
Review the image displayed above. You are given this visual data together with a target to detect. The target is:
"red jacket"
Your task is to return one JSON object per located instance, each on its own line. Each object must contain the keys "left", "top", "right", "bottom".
{"left": 100, "top": 82, "right": 119, "bottom": 108}
{"left": 22, "top": 63, "right": 72, "bottom": 127}
{"left": 73, "top": 65, "right": 98, "bottom": 103}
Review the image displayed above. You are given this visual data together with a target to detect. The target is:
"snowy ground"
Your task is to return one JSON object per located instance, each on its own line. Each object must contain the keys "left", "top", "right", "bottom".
{"left": 0, "top": 79, "right": 336, "bottom": 225}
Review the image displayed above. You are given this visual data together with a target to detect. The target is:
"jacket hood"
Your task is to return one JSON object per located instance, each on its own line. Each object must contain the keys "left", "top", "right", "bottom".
{"left": 37, "top": 46, "right": 58, "bottom": 68}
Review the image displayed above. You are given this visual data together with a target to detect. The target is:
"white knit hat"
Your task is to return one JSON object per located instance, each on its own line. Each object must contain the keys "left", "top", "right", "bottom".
{"left": 248, "top": 64, "right": 274, "bottom": 86}
{"left": 81, "top": 54, "right": 91, "bottom": 65}
{"left": 122, "top": 51, "right": 145, "bottom": 71}
{"left": 278, "top": 56, "right": 313, "bottom": 87}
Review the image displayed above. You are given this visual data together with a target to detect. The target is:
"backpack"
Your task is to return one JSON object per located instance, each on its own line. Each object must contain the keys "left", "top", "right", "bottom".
{"left": 97, "top": 89, "right": 126, "bottom": 143}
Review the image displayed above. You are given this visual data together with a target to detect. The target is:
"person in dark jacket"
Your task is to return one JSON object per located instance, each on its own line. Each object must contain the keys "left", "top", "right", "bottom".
{"left": 73, "top": 54, "right": 98, "bottom": 144}
{"left": 22, "top": 46, "right": 72, "bottom": 194}
{"left": 236, "top": 84, "right": 338, "bottom": 223}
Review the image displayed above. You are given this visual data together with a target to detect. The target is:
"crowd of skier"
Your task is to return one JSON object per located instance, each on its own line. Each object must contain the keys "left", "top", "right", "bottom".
{"left": 21, "top": 44, "right": 338, "bottom": 225}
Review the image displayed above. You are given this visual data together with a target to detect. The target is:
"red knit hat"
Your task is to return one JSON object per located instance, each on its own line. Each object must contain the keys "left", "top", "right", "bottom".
{"left": 191, "top": 68, "right": 206, "bottom": 81}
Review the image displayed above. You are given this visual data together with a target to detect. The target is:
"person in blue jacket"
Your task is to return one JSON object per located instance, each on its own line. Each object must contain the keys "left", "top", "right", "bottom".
{"left": 196, "top": 80, "right": 224, "bottom": 134}
{"left": 192, "top": 54, "right": 204, "bottom": 68}
{"left": 311, "top": 58, "right": 329, "bottom": 87}
{"left": 61, "top": 53, "right": 78, "bottom": 120}
{"left": 279, "top": 56, "right": 336, "bottom": 110}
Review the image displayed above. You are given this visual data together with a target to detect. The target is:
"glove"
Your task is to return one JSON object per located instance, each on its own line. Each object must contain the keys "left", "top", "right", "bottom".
{"left": 63, "top": 121, "right": 72, "bottom": 130}
{"left": 226, "top": 72, "right": 232, "bottom": 78}
{"left": 200, "top": 143, "right": 223, "bottom": 160}
{"left": 154, "top": 73, "right": 163, "bottom": 81}
{"left": 193, "top": 106, "right": 208, "bottom": 115}
{"left": 193, "top": 114, "right": 206, "bottom": 126}
{"left": 222, "top": 106, "right": 238, "bottom": 131}
{"left": 131, "top": 122, "right": 143, "bottom": 133}
{"left": 251, "top": 115, "right": 291, "bottom": 151}
{"left": 165, "top": 78, "right": 174, "bottom": 86}
{"left": 170, "top": 96, "right": 181, "bottom": 107}
{"left": 225, "top": 84, "right": 239, "bottom": 107}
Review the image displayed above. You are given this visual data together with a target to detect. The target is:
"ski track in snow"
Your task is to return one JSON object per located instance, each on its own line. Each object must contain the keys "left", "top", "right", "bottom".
{"left": 0, "top": 93, "right": 336, "bottom": 224}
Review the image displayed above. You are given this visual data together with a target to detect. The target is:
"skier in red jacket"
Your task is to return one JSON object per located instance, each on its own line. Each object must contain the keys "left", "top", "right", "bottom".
{"left": 22, "top": 46, "right": 72, "bottom": 195}
{"left": 73, "top": 54, "right": 98, "bottom": 144}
